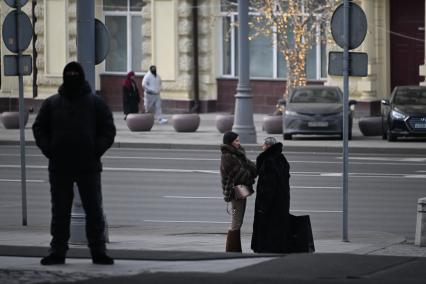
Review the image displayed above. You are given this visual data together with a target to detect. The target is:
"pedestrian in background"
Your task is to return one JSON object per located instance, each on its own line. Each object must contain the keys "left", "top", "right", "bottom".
{"left": 32, "top": 61, "right": 116, "bottom": 265}
{"left": 142, "top": 65, "right": 168, "bottom": 124}
{"left": 122, "top": 71, "right": 140, "bottom": 120}
{"left": 251, "top": 137, "right": 291, "bottom": 253}
{"left": 220, "top": 131, "right": 257, "bottom": 252}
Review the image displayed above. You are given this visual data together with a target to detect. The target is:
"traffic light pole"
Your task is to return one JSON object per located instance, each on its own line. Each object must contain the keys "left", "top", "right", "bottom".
{"left": 342, "top": 0, "right": 350, "bottom": 242}
{"left": 77, "top": 0, "right": 95, "bottom": 90}
{"left": 16, "top": 0, "right": 28, "bottom": 226}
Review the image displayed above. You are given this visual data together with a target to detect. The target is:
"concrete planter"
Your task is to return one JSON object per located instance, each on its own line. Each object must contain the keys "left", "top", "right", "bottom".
{"left": 171, "top": 114, "right": 200, "bottom": 132}
{"left": 215, "top": 114, "right": 234, "bottom": 133}
{"left": 0, "top": 111, "right": 29, "bottom": 129}
{"left": 126, "top": 113, "right": 154, "bottom": 131}
{"left": 263, "top": 115, "right": 283, "bottom": 134}
{"left": 358, "top": 116, "right": 383, "bottom": 136}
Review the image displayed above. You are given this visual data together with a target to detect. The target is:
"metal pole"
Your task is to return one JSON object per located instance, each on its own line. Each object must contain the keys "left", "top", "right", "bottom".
{"left": 16, "top": 0, "right": 28, "bottom": 226}
{"left": 70, "top": 0, "right": 95, "bottom": 244}
{"left": 31, "top": 0, "right": 38, "bottom": 98}
{"left": 342, "top": 0, "right": 350, "bottom": 242}
{"left": 232, "top": 0, "right": 256, "bottom": 144}
{"left": 77, "top": 0, "right": 95, "bottom": 90}
{"left": 73, "top": 1, "right": 109, "bottom": 243}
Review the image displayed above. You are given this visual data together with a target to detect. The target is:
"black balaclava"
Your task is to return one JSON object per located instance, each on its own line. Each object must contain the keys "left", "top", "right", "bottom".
{"left": 63, "top": 61, "right": 85, "bottom": 94}
{"left": 223, "top": 131, "right": 238, "bottom": 145}
{"left": 149, "top": 65, "right": 157, "bottom": 76}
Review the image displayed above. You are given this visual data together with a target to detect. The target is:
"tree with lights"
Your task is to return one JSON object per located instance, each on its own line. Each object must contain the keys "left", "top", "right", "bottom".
{"left": 224, "top": 0, "right": 338, "bottom": 98}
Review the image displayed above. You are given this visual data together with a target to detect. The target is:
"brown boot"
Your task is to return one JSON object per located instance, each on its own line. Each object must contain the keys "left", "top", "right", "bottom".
{"left": 226, "top": 230, "right": 242, "bottom": 252}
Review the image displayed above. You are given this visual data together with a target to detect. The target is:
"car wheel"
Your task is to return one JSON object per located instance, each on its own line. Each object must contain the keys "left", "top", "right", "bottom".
{"left": 283, "top": 133, "right": 292, "bottom": 140}
{"left": 387, "top": 130, "right": 397, "bottom": 142}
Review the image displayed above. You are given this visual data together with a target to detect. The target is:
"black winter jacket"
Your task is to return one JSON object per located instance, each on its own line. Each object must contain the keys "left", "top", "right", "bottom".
{"left": 122, "top": 81, "right": 140, "bottom": 115}
{"left": 220, "top": 144, "right": 257, "bottom": 202}
{"left": 32, "top": 81, "right": 116, "bottom": 173}
{"left": 251, "top": 142, "right": 291, "bottom": 253}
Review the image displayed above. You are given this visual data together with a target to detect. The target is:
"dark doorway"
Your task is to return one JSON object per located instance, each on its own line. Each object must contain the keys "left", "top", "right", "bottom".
{"left": 390, "top": 0, "right": 424, "bottom": 91}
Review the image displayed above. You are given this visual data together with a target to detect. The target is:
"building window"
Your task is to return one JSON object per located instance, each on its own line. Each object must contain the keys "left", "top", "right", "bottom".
{"left": 220, "top": 2, "right": 328, "bottom": 80}
{"left": 103, "top": 0, "right": 143, "bottom": 73}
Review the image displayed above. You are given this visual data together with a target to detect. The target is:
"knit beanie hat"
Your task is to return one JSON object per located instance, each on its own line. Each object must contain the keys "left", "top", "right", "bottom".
{"left": 223, "top": 131, "right": 238, "bottom": 145}
{"left": 264, "top": 136, "right": 277, "bottom": 146}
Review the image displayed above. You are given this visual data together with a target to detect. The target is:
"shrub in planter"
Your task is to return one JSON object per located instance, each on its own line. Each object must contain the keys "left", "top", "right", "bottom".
{"left": 1, "top": 111, "right": 29, "bottom": 129}
{"left": 171, "top": 113, "right": 200, "bottom": 132}
{"left": 215, "top": 114, "right": 234, "bottom": 133}
{"left": 126, "top": 113, "right": 155, "bottom": 131}
{"left": 263, "top": 115, "right": 283, "bottom": 134}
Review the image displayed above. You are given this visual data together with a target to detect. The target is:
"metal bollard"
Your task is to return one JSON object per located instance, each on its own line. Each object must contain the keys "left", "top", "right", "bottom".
{"left": 70, "top": 184, "right": 109, "bottom": 244}
{"left": 414, "top": 197, "right": 426, "bottom": 246}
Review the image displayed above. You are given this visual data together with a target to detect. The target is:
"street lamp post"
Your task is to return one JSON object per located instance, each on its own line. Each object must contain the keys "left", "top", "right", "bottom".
{"left": 232, "top": 0, "right": 256, "bottom": 144}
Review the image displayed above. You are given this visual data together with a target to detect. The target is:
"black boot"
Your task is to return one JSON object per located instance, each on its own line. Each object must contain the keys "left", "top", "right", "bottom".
{"left": 226, "top": 230, "right": 242, "bottom": 252}
{"left": 40, "top": 253, "right": 66, "bottom": 265}
{"left": 91, "top": 252, "right": 114, "bottom": 265}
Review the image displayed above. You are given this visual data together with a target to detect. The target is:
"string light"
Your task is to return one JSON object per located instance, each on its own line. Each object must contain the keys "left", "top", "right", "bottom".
{"left": 226, "top": 0, "right": 338, "bottom": 98}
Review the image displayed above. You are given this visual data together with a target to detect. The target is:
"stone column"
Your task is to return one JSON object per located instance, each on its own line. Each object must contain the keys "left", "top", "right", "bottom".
{"left": 354, "top": 0, "right": 381, "bottom": 117}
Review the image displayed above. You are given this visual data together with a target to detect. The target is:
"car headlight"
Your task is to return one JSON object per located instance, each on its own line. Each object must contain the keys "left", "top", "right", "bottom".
{"left": 391, "top": 109, "right": 406, "bottom": 120}
{"left": 285, "top": 110, "right": 299, "bottom": 116}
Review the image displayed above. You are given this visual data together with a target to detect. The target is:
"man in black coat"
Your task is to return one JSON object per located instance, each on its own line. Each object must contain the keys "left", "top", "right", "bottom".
{"left": 33, "top": 61, "right": 116, "bottom": 265}
{"left": 251, "top": 137, "right": 291, "bottom": 253}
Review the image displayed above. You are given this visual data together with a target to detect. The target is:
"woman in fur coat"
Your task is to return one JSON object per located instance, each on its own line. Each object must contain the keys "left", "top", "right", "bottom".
{"left": 220, "top": 131, "right": 257, "bottom": 252}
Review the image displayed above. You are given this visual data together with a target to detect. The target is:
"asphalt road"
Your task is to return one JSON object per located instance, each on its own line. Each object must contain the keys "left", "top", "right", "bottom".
{"left": 0, "top": 145, "right": 425, "bottom": 239}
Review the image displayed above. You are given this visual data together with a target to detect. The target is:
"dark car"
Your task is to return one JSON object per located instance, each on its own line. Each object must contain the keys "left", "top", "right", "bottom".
{"left": 381, "top": 86, "right": 426, "bottom": 141}
{"left": 281, "top": 86, "right": 356, "bottom": 140}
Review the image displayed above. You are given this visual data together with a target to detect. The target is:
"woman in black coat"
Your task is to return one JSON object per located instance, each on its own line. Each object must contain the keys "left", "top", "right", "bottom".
{"left": 251, "top": 137, "right": 291, "bottom": 253}
{"left": 122, "top": 71, "right": 140, "bottom": 119}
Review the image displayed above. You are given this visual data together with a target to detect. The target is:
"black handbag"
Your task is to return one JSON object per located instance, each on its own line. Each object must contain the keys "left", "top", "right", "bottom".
{"left": 288, "top": 214, "right": 315, "bottom": 253}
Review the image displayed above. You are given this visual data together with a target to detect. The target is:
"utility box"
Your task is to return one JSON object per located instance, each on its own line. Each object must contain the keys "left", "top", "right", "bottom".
{"left": 415, "top": 197, "right": 426, "bottom": 246}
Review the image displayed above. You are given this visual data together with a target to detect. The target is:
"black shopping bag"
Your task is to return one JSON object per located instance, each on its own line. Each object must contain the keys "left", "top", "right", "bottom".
{"left": 288, "top": 214, "right": 315, "bottom": 253}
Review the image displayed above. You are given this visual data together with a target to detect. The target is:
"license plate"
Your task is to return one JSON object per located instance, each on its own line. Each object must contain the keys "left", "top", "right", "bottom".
{"left": 308, "top": 121, "right": 328, "bottom": 127}
{"left": 414, "top": 123, "right": 426, "bottom": 129}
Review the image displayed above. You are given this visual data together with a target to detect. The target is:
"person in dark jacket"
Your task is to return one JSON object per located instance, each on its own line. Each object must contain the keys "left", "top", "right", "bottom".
{"left": 251, "top": 137, "right": 291, "bottom": 253}
{"left": 122, "top": 71, "right": 140, "bottom": 119}
{"left": 32, "top": 62, "right": 116, "bottom": 265}
{"left": 220, "top": 131, "right": 257, "bottom": 252}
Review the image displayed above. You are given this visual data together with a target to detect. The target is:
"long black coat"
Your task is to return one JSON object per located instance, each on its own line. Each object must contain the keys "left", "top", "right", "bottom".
{"left": 122, "top": 81, "right": 140, "bottom": 115}
{"left": 32, "top": 81, "right": 116, "bottom": 173}
{"left": 220, "top": 144, "right": 257, "bottom": 202}
{"left": 251, "top": 142, "right": 291, "bottom": 253}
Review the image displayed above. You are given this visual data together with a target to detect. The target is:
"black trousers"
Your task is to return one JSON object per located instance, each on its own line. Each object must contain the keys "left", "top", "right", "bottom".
{"left": 48, "top": 171, "right": 106, "bottom": 255}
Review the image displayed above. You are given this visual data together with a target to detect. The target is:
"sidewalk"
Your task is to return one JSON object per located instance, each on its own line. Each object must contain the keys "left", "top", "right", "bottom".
{"left": 0, "top": 225, "right": 425, "bottom": 284}
{"left": 1, "top": 112, "right": 426, "bottom": 283}
{"left": 1, "top": 112, "right": 426, "bottom": 154}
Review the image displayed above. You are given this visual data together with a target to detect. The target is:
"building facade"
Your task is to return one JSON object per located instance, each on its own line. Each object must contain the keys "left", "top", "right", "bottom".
{"left": 0, "top": 0, "right": 425, "bottom": 115}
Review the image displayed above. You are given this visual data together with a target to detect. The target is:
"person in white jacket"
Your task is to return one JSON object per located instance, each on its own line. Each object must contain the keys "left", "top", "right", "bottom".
{"left": 142, "top": 65, "right": 168, "bottom": 124}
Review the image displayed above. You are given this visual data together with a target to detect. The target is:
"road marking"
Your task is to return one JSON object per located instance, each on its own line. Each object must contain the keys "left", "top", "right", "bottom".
{"left": 1, "top": 164, "right": 425, "bottom": 179}
{"left": 105, "top": 156, "right": 220, "bottom": 161}
{"left": 404, "top": 175, "right": 426, "bottom": 179}
{"left": 0, "top": 165, "right": 46, "bottom": 169}
{"left": 103, "top": 167, "right": 220, "bottom": 174}
{"left": 347, "top": 156, "right": 426, "bottom": 162}
{"left": 290, "top": 209, "right": 342, "bottom": 213}
{"left": 163, "top": 195, "right": 222, "bottom": 199}
{"left": 0, "top": 179, "right": 44, "bottom": 183}
{"left": 292, "top": 186, "right": 341, "bottom": 189}
{"left": 144, "top": 220, "right": 230, "bottom": 224}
